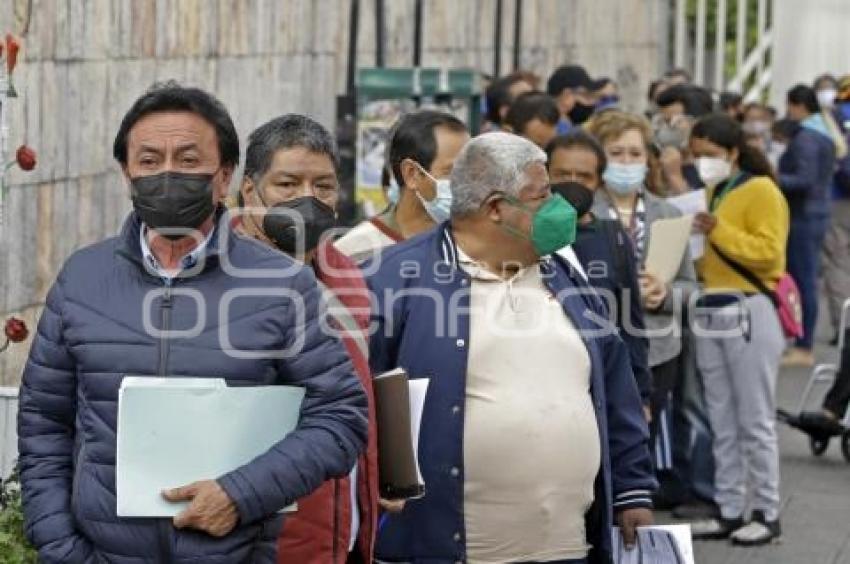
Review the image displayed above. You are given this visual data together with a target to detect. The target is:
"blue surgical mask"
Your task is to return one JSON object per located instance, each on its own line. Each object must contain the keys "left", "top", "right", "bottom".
{"left": 416, "top": 166, "right": 453, "bottom": 223}
{"left": 603, "top": 162, "right": 647, "bottom": 195}
{"left": 386, "top": 177, "right": 400, "bottom": 205}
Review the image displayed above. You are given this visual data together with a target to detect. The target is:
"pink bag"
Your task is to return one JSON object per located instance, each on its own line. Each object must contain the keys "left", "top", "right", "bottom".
{"left": 711, "top": 243, "right": 803, "bottom": 339}
{"left": 773, "top": 273, "right": 804, "bottom": 339}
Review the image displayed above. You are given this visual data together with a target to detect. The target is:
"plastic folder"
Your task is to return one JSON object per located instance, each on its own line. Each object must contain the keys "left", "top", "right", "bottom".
{"left": 116, "top": 376, "right": 304, "bottom": 517}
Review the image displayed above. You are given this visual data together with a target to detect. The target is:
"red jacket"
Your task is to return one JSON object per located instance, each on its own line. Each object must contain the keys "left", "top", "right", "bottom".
{"left": 277, "top": 241, "right": 379, "bottom": 564}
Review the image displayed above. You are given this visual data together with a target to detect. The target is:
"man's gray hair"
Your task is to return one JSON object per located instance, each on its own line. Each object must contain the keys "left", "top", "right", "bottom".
{"left": 243, "top": 114, "right": 339, "bottom": 182}
{"left": 450, "top": 132, "right": 547, "bottom": 216}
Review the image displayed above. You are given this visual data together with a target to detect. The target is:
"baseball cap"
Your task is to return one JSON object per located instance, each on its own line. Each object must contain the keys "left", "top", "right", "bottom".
{"left": 547, "top": 65, "right": 607, "bottom": 96}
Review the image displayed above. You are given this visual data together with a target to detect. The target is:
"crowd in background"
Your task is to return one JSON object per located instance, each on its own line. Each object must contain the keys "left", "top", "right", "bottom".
{"left": 453, "top": 63, "right": 850, "bottom": 547}
{"left": 17, "top": 58, "right": 850, "bottom": 564}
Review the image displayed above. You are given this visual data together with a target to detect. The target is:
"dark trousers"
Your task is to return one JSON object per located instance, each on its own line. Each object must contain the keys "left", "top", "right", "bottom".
{"left": 788, "top": 213, "right": 829, "bottom": 349}
{"left": 649, "top": 356, "right": 680, "bottom": 472}
{"left": 650, "top": 358, "right": 679, "bottom": 428}
{"left": 824, "top": 327, "right": 850, "bottom": 417}
{"left": 654, "top": 329, "right": 716, "bottom": 505}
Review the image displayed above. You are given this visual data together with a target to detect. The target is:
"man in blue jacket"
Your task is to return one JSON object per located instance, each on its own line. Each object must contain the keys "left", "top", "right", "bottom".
{"left": 367, "top": 132, "right": 655, "bottom": 564}
{"left": 16, "top": 83, "right": 367, "bottom": 563}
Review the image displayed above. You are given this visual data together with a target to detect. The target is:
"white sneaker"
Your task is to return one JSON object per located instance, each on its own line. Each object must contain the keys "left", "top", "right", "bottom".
{"left": 730, "top": 512, "right": 782, "bottom": 546}
{"left": 691, "top": 516, "right": 743, "bottom": 540}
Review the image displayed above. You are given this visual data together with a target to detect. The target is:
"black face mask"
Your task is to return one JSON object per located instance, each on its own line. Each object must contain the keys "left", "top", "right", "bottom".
{"left": 262, "top": 196, "right": 336, "bottom": 254}
{"left": 568, "top": 102, "right": 596, "bottom": 125}
{"left": 551, "top": 181, "right": 595, "bottom": 218}
{"left": 131, "top": 171, "right": 216, "bottom": 240}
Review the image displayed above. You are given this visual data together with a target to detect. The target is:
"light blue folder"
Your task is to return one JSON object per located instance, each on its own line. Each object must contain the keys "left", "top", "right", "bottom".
{"left": 116, "top": 376, "right": 304, "bottom": 517}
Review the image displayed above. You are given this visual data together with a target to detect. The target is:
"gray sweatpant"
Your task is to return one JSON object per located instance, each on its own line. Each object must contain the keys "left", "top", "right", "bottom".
{"left": 695, "top": 294, "right": 784, "bottom": 521}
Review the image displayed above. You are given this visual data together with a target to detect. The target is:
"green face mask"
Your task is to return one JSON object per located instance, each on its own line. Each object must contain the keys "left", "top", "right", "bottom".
{"left": 499, "top": 193, "right": 578, "bottom": 256}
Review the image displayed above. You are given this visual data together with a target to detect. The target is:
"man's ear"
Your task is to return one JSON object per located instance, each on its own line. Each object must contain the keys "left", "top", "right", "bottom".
{"left": 121, "top": 165, "right": 134, "bottom": 200}
{"left": 240, "top": 175, "right": 255, "bottom": 205}
{"left": 484, "top": 196, "right": 503, "bottom": 223}
{"left": 215, "top": 166, "right": 235, "bottom": 202}
{"left": 399, "top": 159, "right": 420, "bottom": 192}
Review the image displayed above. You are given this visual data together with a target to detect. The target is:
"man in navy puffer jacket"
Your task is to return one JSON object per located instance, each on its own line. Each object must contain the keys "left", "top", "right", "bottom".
{"left": 16, "top": 83, "right": 368, "bottom": 563}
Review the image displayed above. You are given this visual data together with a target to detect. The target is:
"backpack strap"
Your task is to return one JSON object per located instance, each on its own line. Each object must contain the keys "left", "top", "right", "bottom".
{"left": 710, "top": 242, "right": 779, "bottom": 307}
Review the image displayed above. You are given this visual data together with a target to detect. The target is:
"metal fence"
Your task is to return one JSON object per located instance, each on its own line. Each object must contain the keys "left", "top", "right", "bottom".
{"left": 670, "top": 0, "right": 774, "bottom": 102}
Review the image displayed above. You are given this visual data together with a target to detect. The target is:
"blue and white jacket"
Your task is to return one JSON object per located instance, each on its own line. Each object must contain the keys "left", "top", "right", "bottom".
{"left": 366, "top": 223, "right": 655, "bottom": 564}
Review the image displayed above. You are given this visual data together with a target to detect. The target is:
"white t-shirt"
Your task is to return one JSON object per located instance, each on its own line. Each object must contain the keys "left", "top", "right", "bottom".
{"left": 458, "top": 248, "right": 600, "bottom": 563}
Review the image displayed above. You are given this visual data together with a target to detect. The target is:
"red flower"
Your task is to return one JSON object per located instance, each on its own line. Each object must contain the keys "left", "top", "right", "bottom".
{"left": 4, "top": 317, "right": 28, "bottom": 343}
{"left": 5, "top": 34, "right": 20, "bottom": 74}
{"left": 16, "top": 145, "right": 36, "bottom": 171}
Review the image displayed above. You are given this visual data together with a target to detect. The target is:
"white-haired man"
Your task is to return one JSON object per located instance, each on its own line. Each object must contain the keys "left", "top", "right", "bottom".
{"left": 366, "top": 132, "right": 655, "bottom": 564}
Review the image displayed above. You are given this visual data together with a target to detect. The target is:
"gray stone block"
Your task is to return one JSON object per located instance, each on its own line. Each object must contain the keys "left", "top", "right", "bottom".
{"left": 52, "top": 0, "right": 71, "bottom": 60}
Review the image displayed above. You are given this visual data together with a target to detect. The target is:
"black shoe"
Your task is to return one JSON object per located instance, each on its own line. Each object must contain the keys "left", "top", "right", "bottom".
{"left": 797, "top": 411, "right": 845, "bottom": 436}
{"left": 672, "top": 499, "right": 720, "bottom": 520}
{"left": 691, "top": 516, "right": 744, "bottom": 540}
{"left": 778, "top": 409, "right": 843, "bottom": 438}
{"left": 730, "top": 510, "right": 782, "bottom": 546}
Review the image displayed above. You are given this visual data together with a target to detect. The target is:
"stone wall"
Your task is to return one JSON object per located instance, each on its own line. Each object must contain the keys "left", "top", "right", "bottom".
{"left": 0, "top": 0, "right": 662, "bottom": 385}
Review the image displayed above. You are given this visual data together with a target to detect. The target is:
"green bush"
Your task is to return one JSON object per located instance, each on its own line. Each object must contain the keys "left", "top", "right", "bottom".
{"left": 0, "top": 470, "right": 37, "bottom": 564}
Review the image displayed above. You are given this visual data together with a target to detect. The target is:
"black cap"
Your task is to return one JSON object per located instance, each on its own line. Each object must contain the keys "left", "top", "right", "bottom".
{"left": 547, "top": 65, "right": 607, "bottom": 96}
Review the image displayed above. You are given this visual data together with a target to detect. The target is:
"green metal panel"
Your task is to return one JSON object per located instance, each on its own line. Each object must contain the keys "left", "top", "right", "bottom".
{"left": 356, "top": 67, "right": 481, "bottom": 98}
{"left": 351, "top": 67, "right": 482, "bottom": 217}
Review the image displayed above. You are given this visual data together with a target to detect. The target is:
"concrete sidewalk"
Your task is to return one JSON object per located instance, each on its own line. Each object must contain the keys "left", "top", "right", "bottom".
{"left": 662, "top": 341, "right": 850, "bottom": 564}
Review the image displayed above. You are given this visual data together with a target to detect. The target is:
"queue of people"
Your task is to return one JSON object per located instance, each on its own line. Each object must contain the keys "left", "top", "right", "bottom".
{"left": 15, "top": 60, "right": 850, "bottom": 563}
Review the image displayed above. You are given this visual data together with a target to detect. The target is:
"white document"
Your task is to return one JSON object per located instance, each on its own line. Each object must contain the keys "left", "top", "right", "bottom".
{"left": 667, "top": 189, "right": 707, "bottom": 260}
{"left": 667, "top": 189, "right": 707, "bottom": 216}
{"left": 653, "top": 525, "right": 695, "bottom": 564}
{"left": 644, "top": 214, "right": 695, "bottom": 283}
{"left": 688, "top": 234, "right": 705, "bottom": 261}
{"left": 611, "top": 524, "right": 695, "bottom": 564}
{"left": 117, "top": 376, "right": 305, "bottom": 517}
{"left": 408, "top": 378, "right": 429, "bottom": 490}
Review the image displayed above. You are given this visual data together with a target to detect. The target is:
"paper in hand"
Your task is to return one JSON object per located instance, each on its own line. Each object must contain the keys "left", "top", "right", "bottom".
{"left": 644, "top": 214, "right": 694, "bottom": 283}
{"left": 116, "top": 376, "right": 304, "bottom": 517}
{"left": 667, "top": 189, "right": 708, "bottom": 259}
{"left": 611, "top": 524, "right": 694, "bottom": 564}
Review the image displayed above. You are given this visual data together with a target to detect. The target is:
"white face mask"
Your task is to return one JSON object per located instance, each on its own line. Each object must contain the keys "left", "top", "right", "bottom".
{"left": 817, "top": 88, "right": 838, "bottom": 109}
{"left": 696, "top": 157, "right": 732, "bottom": 188}
{"left": 415, "top": 165, "right": 453, "bottom": 223}
{"left": 603, "top": 162, "right": 648, "bottom": 195}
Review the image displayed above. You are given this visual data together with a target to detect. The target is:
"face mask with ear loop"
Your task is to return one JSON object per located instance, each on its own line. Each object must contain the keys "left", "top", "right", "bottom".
{"left": 250, "top": 180, "right": 337, "bottom": 254}
{"left": 493, "top": 193, "right": 578, "bottom": 256}
{"left": 130, "top": 169, "right": 221, "bottom": 240}
{"left": 695, "top": 156, "right": 733, "bottom": 188}
{"left": 412, "top": 162, "right": 453, "bottom": 223}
